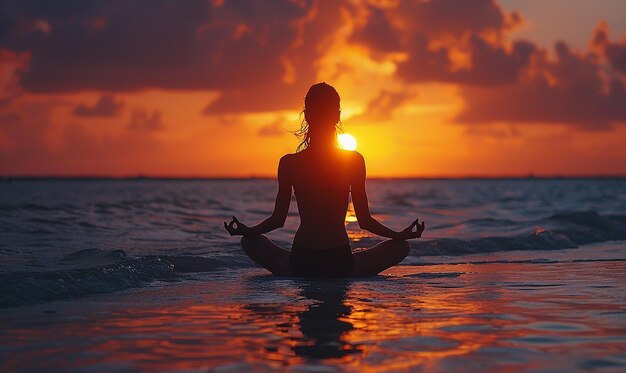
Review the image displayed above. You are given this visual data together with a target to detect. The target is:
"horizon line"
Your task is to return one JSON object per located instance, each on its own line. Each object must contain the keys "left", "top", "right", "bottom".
{"left": 3, "top": 174, "right": 626, "bottom": 180}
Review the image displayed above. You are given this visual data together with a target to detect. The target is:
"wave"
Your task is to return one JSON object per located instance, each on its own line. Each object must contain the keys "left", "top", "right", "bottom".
{"left": 411, "top": 211, "right": 626, "bottom": 256}
{"left": 0, "top": 249, "right": 252, "bottom": 308}
{"left": 1, "top": 211, "right": 624, "bottom": 308}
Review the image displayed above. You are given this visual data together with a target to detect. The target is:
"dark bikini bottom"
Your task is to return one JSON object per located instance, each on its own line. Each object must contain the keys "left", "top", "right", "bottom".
{"left": 289, "top": 243, "right": 355, "bottom": 278}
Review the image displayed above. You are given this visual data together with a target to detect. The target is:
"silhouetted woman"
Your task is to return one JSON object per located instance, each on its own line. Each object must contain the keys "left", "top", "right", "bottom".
{"left": 224, "top": 83, "right": 425, "bottom": 277}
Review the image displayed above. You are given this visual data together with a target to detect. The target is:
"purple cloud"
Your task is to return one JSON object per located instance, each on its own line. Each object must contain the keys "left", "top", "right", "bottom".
{"left": 73, "top": 94, "right": 124, "bottom": 117}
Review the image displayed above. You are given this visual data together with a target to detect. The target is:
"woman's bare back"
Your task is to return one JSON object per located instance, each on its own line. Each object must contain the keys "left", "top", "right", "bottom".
{"left": 285, "top": 148, "right": 357, "bottom": 249}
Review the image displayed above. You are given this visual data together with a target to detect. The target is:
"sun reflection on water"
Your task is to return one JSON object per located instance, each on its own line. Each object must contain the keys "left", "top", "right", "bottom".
{"left": 1, "top": 262, "right": 624, "bottom": 371}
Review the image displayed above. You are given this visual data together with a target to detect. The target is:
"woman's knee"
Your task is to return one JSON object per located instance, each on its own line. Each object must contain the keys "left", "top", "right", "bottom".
{"left": 398, "top": 240, "right": 410, "bottom": 256}
{"left": 240, "top": 234, "right": 268, "bottom": 256}
{"left": 381, "top": 239, "right": 410, "bottom": 253}
{"left": 241, "top": 234, "right": 268, "bottom": 246}
{"left": 385, "top": 240, "right": 410, "bottom": 262}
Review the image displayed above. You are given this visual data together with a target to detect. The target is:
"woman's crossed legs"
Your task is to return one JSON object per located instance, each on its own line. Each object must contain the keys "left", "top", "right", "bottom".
{"left": 240, "top": 235, "right": 410, "bottom": 277}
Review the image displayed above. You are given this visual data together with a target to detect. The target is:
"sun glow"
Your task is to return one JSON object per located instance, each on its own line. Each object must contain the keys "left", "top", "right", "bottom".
{"left": 338, "top": 133, "right": 357, "bottom": 150}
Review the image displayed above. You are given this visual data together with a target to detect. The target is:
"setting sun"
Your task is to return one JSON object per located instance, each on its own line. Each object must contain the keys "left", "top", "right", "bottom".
{"left": 338, "top": 133, "right": 357, "bottom": 150}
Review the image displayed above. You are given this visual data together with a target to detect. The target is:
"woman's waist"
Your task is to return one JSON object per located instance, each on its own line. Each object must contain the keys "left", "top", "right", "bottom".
{"left": 293, "top": 228, "right": 349, "bottom": 250}
{"left": 297, "top": 215, "right": 347, "bottom": 227}
{"left": 295, "top": 200, "right": 348, "bottom": 219}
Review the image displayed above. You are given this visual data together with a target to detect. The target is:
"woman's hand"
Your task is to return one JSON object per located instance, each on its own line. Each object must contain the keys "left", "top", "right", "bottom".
{"left": 223, "top": 216, "right": 252, "bottom": 236}
{"left": 395, "top": 219, "right": 425, "bottom": 240}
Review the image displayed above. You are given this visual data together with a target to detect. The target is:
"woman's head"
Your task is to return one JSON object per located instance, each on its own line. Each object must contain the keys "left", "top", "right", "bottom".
{"left": 296, "top": 82, "right": 341, "bottom": 151}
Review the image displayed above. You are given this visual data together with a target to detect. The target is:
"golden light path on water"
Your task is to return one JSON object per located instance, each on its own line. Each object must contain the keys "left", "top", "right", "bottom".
{"left": 2, "top": 259, "right": 623, "bottom": 372}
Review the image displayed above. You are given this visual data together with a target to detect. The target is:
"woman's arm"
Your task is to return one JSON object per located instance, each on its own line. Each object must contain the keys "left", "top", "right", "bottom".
{"left": 224, "top": 155, "right": 292, "bottom": 236}
{"left": 350, "top": 153, "right": 425, "bottom": 240}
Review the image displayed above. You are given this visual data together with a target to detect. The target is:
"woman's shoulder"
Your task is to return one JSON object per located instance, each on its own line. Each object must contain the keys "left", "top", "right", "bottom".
{"left": 279, "top": 152, "right": 297, "bottom": 164}
{"left": 278, "top": 153, "right": 299, "bottom": 172}
{"left": 279, "top": 149, "right": 364, "bottom": 165}
{"left": 339, "top": 149, "right": 364, "bottom": 164}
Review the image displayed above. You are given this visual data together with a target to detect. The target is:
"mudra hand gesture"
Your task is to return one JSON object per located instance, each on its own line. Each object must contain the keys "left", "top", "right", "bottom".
{"left": 224, "top": 216, "right": 251, "bottom": 236}
{"left": 394, "top": 219, "right": 425, "bottom": 240}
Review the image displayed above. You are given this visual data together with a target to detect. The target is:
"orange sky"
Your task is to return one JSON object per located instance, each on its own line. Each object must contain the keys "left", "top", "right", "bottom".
{"left": 1, "top": 0, "right": 625, "bottom": 177}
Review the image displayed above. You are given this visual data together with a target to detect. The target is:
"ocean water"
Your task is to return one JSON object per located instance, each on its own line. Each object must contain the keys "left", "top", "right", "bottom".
{"left": 1, "top": 179, "right": 626, "bottom": 372}
{"left": 1, "top": 178, "right": 625, "bottom": 307}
